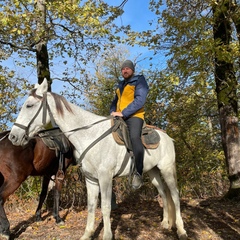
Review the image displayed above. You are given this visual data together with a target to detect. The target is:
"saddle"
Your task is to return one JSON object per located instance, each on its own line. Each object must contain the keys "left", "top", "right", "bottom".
{"left": 111, "top": 118, "right": 161, "bottom": 150}
{"left": 37, "top": 127, "right": 71, "bottom": 155}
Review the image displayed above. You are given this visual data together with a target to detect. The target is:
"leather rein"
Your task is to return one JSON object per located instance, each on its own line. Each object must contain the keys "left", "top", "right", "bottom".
{"left": 13, "top": 92, "right": 115, "bottom": 162}
{"left": 13, "top": 93, "right": 134, "bottom": 182}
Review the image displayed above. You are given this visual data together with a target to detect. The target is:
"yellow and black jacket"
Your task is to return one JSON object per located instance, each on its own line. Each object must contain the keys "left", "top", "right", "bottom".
{"left": 110, "top": 75, "right": 149, "bottom": 120}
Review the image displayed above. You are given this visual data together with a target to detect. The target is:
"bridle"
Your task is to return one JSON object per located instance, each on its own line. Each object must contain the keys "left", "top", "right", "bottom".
{"left": 12, "top": 92, "right": 129, "bottom": 182}
{"left": 13, "top": 93, "right": 55, "bottom": 139}
{"left": 13, "top": 92, "right": 114, "bottom": 139}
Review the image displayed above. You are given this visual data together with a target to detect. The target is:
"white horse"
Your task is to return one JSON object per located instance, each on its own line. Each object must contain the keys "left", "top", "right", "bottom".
{"left": 8, "top": 79, "right": 187, "bottom": 240}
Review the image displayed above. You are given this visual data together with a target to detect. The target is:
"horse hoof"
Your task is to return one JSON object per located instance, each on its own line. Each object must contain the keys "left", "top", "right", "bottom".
{"left": 161, "top": 220, "right": 169, "bottom": 229}
{"left": 80, "top": 236, "right": 91, "bottom": 240}
{"left": 0, "top": 233, "right": 10, "bottom": 240}
{"left": 179, "top": 232, "right": 188, "bottom": 240}
{"left": 57, "top": 220, "right": 65, "bottom": 226}
{"left": 35, "top": 216, "right": 43, "bottom": 222}
{"left": 80, "top": 231, "right": 94, "bottom": 240}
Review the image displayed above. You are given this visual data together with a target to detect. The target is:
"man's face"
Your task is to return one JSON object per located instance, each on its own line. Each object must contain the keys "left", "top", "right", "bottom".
{"left": 121, "top": 67, "right": 134, "bottom": 79}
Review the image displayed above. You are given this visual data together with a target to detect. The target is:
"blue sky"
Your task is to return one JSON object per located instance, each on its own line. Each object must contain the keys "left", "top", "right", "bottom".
{"left": 114, "top": 0, "right": 155, "bottom": 31}
{"left": 3, "top": 0, "right": 166, "bottom": 128}
{"left": 111, "top": 0, "right": 158, "bottom": 69}
{"left": 2, "top": 1, "right": 162, "bottom": 93}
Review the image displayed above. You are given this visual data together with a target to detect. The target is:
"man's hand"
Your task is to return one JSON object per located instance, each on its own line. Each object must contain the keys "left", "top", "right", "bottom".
{"left": 111, "top": 111, "right": 123, "bottom": 117}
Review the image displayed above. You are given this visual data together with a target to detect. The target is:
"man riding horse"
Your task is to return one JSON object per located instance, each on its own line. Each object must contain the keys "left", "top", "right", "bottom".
{"left": 110, "top": 60, "right": 149, "bottom": 189}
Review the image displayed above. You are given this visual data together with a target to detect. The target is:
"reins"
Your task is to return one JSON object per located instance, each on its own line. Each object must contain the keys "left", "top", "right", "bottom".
{"left": 77, "top": 117, "right": 121, "bottom": 163}
{"left": 0, "top": 132, "right": 9, "bottom": 142}
{"left": 36, "top": 116, "right": 114, "bottom": 140}
{"left": 13, "top": 92, "right": 112, "bottom": 139}
{"left": 12, "top": 92, "right": 132, "bottom": 182}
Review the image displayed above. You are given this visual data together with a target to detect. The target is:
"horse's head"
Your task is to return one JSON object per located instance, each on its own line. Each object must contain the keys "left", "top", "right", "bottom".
{"left": 9, "top": 78, "right": 50, "bottom": 146}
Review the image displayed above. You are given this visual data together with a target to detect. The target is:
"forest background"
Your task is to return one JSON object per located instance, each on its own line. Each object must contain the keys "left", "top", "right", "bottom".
{"left": 0, "top": 0, "right": 240, "bottom": 205}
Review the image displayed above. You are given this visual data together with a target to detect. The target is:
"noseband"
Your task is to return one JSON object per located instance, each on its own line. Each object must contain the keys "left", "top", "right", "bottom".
{"left": 13, "top": 93, "right": 55, "bottom": 138}
{"left": 13, "top": 92, "right": 114, "bottom": 148}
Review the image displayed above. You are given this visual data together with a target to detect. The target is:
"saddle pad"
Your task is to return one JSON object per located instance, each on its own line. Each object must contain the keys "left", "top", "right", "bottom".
{"left": 38, "top": 128, "right": 71, "bottom": 153}
{"left": 111, "top": 119, "right": 161, "bottom": 149}
{"left": 142, "top": 125, "right": 161, "bottom": 149}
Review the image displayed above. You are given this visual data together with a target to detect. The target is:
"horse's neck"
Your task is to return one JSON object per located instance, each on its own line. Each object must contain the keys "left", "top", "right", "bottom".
{"left": 48, "top": 95, "right": 105, "bottom": 132}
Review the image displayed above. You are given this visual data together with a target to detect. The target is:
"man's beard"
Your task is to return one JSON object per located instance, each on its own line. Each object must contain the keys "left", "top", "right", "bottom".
{"left": 123, "top": 72, "right": 133, "bottom": 79}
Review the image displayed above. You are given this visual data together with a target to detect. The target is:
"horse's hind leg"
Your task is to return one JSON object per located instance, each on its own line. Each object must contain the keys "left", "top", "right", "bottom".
{"left": 81, "top": 179, "right": 99, "bottom": 240}
{"left": 147, "top": 167, "right": 170, "bottom": 229}
{"left": 161, "top": 167, "right": 187, "bottom": 240}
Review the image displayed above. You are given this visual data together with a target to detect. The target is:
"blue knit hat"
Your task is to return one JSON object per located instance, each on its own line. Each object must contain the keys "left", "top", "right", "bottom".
{"left": 121, "top": 60, "right": 135, "bottom": 72}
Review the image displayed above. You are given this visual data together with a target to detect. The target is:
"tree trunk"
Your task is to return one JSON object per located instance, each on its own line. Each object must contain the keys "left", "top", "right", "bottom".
{"left": 36, "top": 42, "right": 51, "bottom": 91}
{"left": 213, "top": 0, "right": 240, "bottom": 199}
{"left": 36, "top": 0, "right": 51, "bottom": 91}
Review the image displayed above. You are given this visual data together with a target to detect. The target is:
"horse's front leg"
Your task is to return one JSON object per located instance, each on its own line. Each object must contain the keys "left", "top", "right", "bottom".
{"left": 0, "top": 198, "right": 10, "bottom": 239}
{"left": 99, "top": 175, "right": 113, "bottom": 240}
{"left": 35, "top": 176, "right": 50, "bottom": 222}
{"left": 80, "top": 179, "right": 99, "bottom": 240}
{"left": 53, "top": 171, "right": 65, "bottom": 225}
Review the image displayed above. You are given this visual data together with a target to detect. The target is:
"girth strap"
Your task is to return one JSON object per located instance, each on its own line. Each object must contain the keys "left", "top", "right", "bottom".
{"left": 78, "top": 119, "right": 134, "bottom": 183}
{"left": 114, "top": 150, "right": 135, "bottom": 185}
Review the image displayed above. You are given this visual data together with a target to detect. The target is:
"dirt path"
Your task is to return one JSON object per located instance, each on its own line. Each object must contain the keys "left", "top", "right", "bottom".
{"left": 3, "top": 197, "right": 240, "bottom": 240}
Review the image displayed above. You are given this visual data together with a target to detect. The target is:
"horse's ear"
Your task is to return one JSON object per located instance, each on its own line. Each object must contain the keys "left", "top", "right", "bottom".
{"left": 35, "top": 78, "right": 48, "bottom": 97}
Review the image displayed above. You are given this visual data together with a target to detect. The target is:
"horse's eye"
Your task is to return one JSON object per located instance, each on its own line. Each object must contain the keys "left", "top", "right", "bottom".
{"left": 26, "top": 104, "right": 33, "bottom": 108}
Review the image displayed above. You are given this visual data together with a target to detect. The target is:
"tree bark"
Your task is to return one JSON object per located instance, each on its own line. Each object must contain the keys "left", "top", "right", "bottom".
{"left": 36, "top": 42, "right": 51, "bottom": 91}
{"left": 36, "top": 0, "right": 51, "bottom": 91}
{"left": 213, "top": 0, "right": 240, "bottom": 198}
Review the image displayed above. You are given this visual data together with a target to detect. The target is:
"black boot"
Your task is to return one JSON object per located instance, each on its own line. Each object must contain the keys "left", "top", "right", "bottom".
{"left": 111, "top": 191, "right": 118, "bottom": 210}
{"left": 132, "top": 172, "right": 143, "bottom": 189}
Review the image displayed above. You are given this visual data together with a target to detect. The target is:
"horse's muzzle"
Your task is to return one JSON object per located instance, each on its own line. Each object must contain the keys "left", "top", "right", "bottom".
{"left": 8, "top": 133, "right": 29, "bottom": 146}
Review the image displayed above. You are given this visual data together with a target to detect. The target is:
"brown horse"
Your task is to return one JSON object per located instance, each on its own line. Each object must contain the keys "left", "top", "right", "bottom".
{"left": 0, "top": 130, "right": 75, "bottom": 239}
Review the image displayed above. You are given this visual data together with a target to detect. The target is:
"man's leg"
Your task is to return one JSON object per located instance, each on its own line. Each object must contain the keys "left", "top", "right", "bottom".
{"left": 125, "top": 117, "right": 144, "bottom": 189}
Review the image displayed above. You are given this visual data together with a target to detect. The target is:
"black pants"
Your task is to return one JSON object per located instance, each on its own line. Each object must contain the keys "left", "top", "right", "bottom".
{"left": 125, "top": 117, "right": 144, "bottom": 175}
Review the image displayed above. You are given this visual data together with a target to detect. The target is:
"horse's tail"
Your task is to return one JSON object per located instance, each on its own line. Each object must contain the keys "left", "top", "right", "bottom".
{"left": 171, "top": 161, "right": 177, "bottom": 183}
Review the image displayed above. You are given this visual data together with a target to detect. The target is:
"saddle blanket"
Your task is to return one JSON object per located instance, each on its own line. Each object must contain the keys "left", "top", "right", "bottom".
{"left": 111, "top": 118, "right": 162, "bottom": 149}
